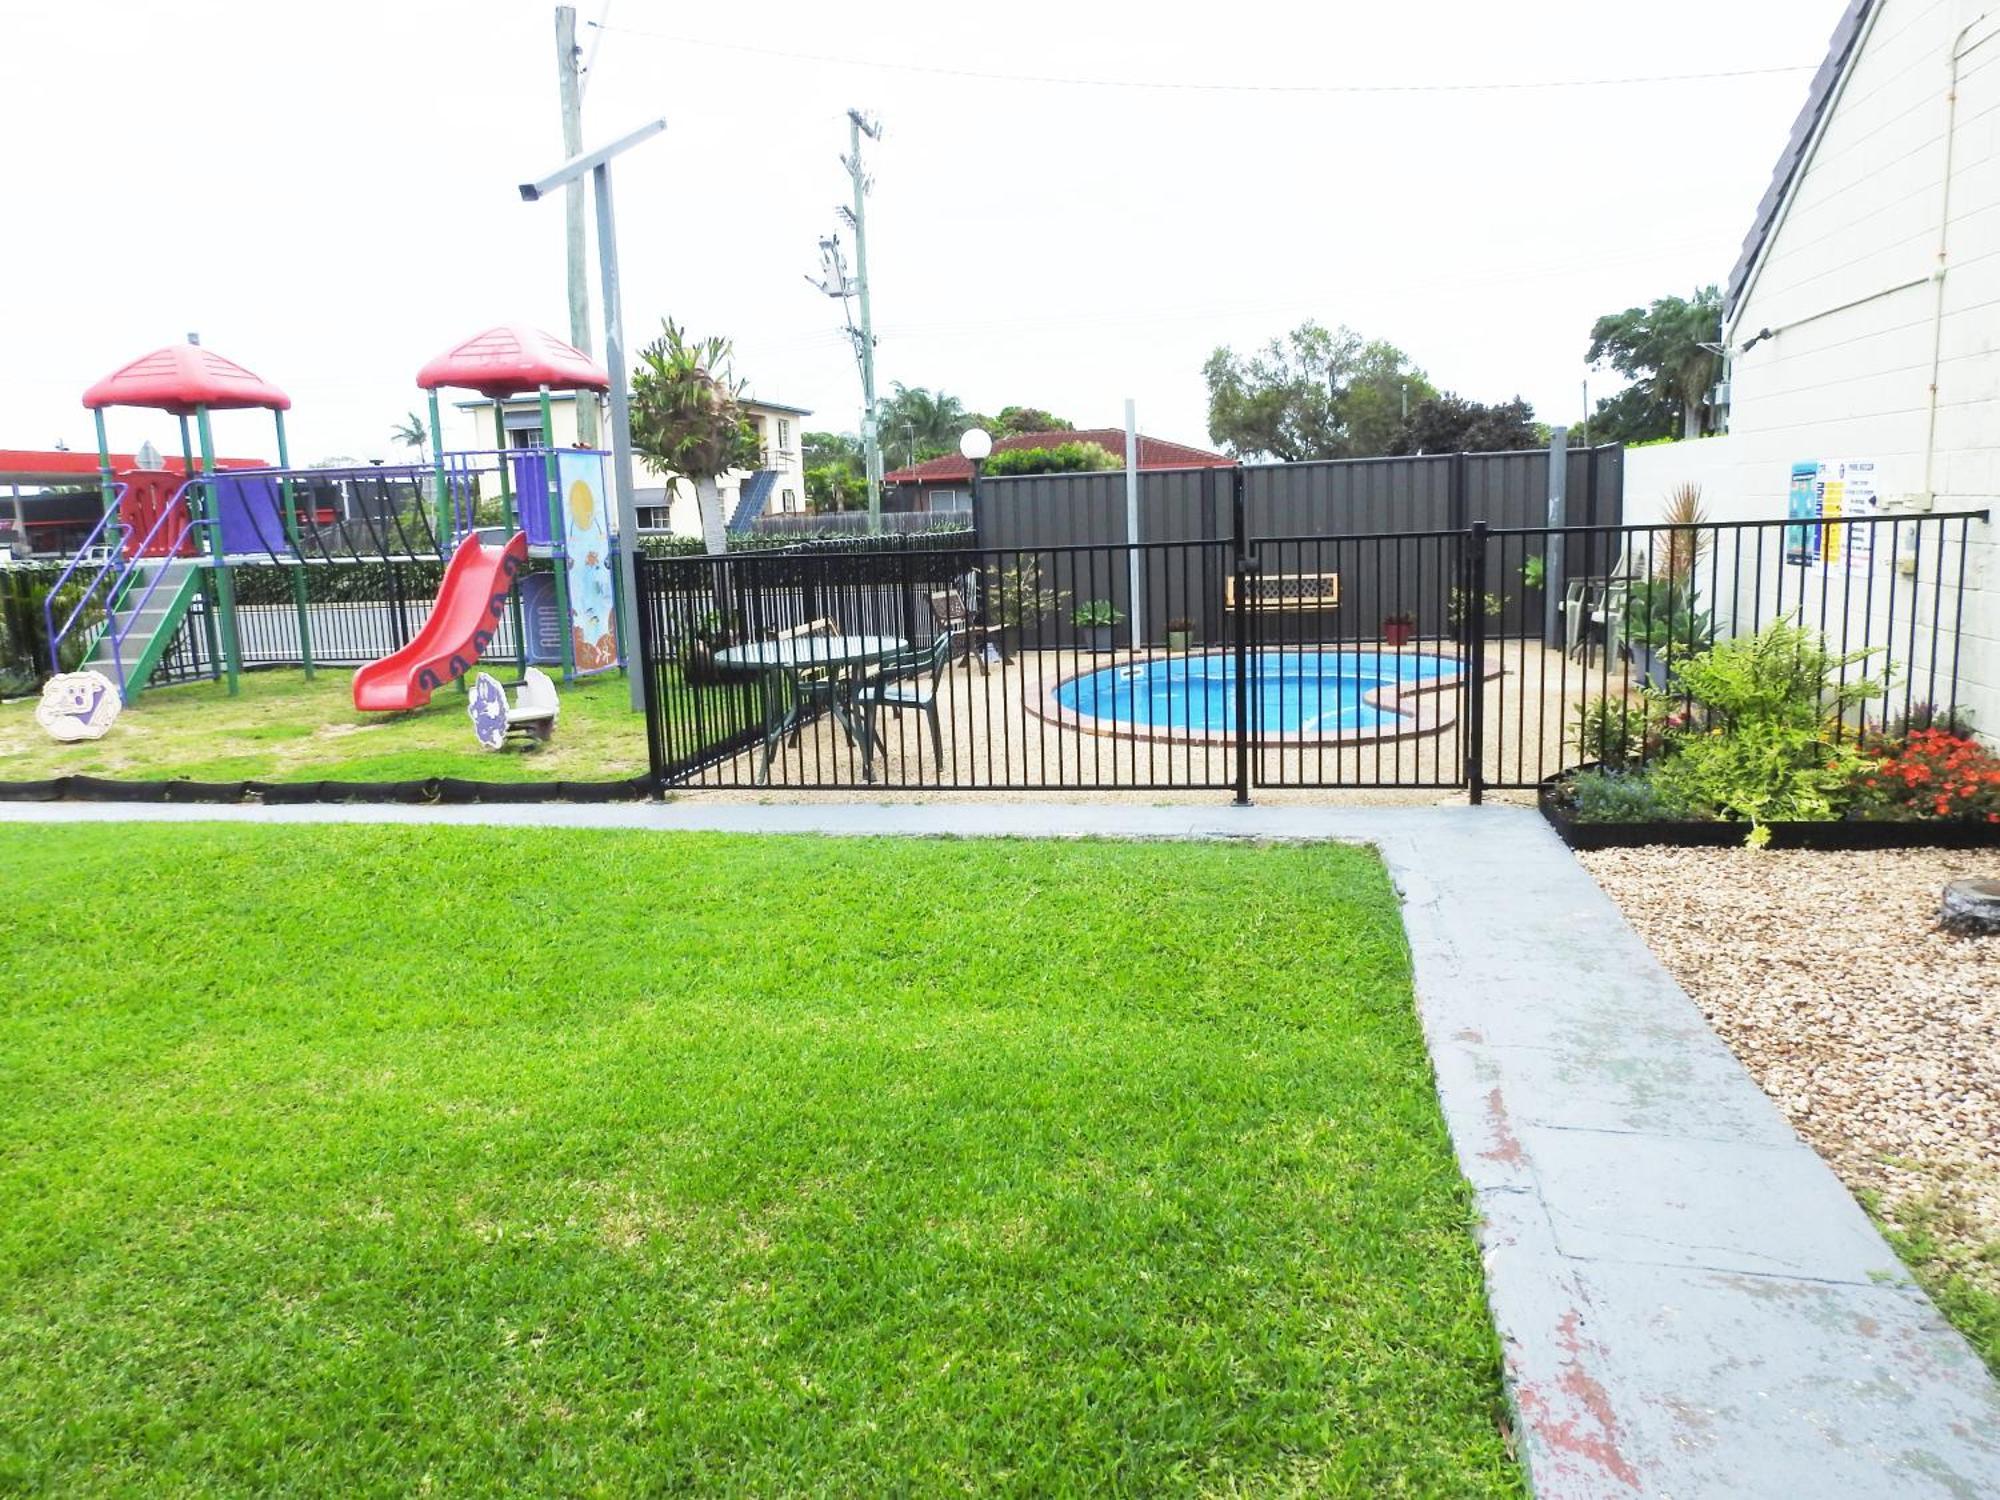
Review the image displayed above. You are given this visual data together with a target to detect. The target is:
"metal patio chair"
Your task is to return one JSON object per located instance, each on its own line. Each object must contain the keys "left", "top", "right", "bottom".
{"left": 853, "top": 630, "right": 956, "bottom": 778}
{"left": 774, "top": 615, "right": 845, "bottom": 743}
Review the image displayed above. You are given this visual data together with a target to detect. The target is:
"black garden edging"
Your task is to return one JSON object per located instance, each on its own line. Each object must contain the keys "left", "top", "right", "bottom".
{"left": 1538, "top": 778, "right": 2000, "bottom": 851}
{"left": 0, "top": 774, "right": 658, "bottom": 806}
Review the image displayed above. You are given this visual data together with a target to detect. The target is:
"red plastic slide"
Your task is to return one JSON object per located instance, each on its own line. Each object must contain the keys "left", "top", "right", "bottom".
{"left": 352, "top": 531, "right": 528, "bottom": 712}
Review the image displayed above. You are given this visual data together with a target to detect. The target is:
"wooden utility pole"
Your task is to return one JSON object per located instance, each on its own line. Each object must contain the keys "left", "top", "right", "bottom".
{"left": 555, "top": 6, "right": 599, "bottom": 446}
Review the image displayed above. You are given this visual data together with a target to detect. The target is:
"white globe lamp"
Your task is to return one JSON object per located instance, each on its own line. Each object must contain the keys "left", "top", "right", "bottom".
{"left": 958, "top": 428, "right": 992, "bottom": 462}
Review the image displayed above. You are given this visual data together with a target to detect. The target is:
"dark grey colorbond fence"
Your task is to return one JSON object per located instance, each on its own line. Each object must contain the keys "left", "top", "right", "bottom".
{"left": 978, "top": 444, "right": 1622, "bottom": 551}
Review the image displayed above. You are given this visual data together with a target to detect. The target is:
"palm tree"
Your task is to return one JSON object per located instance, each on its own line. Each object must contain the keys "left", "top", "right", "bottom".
{"left": 877, "top": 384, "right": 971, "bottom": 462}
{"left": 628, "top": 320, "right": 761, "bottom": 555}
{"left": 391, "top": 410, "right": 429, "bottom": 465}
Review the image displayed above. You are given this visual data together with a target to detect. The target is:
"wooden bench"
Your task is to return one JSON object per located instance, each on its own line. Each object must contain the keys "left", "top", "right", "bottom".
{"left": 1225, "top": 572, "right": 1340, "bottom": 611}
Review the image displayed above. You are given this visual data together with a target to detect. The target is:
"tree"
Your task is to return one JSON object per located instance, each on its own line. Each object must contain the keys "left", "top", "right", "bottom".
{"left": 802, "top": 431, "right": 866, "bottom": 512}
{"left": 1581, "top": 383, "right": 1681, "bottom": 446}
{"left": 627, "top": 319, "right": 761, "bottom": 554}
{"left": 876, "top": 384, "right": 972, "bottom": 466}
{"left": 1585, "top": 287, "right": 1723, "bottom": 441}
{"left": 1391, "top": 394, "right": 1542, "bottom": 455}
{"left": 390, "top": 411, "right": 428, "bottom": 464}
{"left": 1203, "top": 321, "right": 1435, "bottom": 461}
{"left": 981, "top": 441, "right": 1121, "bottom": 476}
{"left": 984, "top": 406, "right": 1072, "bottom": 438}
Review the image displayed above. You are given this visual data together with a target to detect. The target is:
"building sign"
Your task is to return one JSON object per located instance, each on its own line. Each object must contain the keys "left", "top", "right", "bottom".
{"left": 1784, "top": 459, "right": 1879, "bottom": 570}
{"left": 557, "top": 450, "right": 619, "bottom": 673}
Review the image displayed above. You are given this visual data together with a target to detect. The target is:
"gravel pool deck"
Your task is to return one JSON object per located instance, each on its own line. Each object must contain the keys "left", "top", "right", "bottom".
{"left": 1580, "top": 847, "right": 1999, "bottom": 1358}
{"left": 677, "top": 641, "right": 1596, "bottom": 797}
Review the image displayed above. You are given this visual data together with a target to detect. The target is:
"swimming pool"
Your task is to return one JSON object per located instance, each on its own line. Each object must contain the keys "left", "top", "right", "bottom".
{"left": 1048, "top": 650, "right": 1463, "bottom": 743}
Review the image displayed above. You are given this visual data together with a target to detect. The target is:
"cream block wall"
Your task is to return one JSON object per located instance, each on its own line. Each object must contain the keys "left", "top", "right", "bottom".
{"left": 1658, "top": 0, "right": 2000, "bottom": 740}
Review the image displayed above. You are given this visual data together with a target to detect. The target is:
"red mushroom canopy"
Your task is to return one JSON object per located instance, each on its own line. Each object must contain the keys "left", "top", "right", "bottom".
{"left": 415, "top": 325, "right": 610, "bottom": 400}
{"left": 82, "top": 344, "right": 292, "bottom": 415}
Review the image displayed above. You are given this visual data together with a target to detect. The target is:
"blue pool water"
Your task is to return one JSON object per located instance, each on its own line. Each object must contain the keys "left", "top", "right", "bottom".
{"left": 1052, "top": 650, "right": 1460, "bottom": 737}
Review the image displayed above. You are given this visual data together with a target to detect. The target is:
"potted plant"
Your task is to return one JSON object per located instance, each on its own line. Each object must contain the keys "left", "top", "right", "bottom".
{"left": 1165, "top": 617, "right": 1194, "bottom": 651}
{"left": 1381, "top": 611, "right": 1417, "bottom": 649}
{"left": 1621, "top": 483, "right": 1715, "bottom": 688}
{"left": 1072, "top": 598, "right": 1124, "bottom": 653}
{"left": 1446, "top": 587, "right": 1503, "bottom": 631}
{"left": 981, "top": 560, "right": 1070, "bottom": 662}
{"left": 680, "top": 607, "right": 750, "bottom": 686}
{"left": 1618, "top": 576, "right": 1713, "bottom": 689}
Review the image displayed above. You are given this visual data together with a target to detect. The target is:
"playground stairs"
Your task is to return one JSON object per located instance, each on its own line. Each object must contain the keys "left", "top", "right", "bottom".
{"left": 726, "top": 470, "right": 779, "bottom": 533}
{"left": 86, "top": 557, "right": 205, "bottom": 700}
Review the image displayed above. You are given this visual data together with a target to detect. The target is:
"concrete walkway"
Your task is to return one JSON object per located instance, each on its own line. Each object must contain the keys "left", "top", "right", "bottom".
{"left": 5, "top": 800, "right": 1997, "bottom": 1496}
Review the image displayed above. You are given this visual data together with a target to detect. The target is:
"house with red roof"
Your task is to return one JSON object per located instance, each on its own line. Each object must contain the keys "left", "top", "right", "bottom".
{"left": 882, "top": 429, "right": 1233, "bottom": 517}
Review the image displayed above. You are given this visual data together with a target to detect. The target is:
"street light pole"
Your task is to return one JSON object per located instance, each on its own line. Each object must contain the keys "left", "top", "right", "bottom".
{"left": 520, "top": 116, "right": 665, "bottom": 712}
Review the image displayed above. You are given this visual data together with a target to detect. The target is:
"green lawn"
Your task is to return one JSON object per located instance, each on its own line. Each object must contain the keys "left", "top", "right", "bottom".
{"left": 0, "top": 827, "right": 1519, "bottom": 1496}
{"left": 0, "top": 669, "right": 652, "bottom": 784}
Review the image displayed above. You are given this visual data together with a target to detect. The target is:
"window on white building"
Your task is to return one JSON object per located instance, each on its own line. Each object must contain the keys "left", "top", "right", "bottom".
{"left": 501, "top": 407, "right": 545, "bottom": 448}
{"left": 782, "top": 489, "right": 798, "bottom": 512}
{"left": 778, "top": 418, "right": 791, "bottom": 449}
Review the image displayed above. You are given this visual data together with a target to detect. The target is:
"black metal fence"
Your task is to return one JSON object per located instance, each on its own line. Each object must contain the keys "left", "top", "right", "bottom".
{"left": 636, "top": 494, "right": 1987, "bottom": 800}
{"left": 0, "top": 566, "right": 69, "bottom": 694}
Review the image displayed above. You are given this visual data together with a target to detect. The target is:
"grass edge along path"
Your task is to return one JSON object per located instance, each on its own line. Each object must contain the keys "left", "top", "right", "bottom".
{"left": 0, "top": 825, "right": 1521, "bottom": 1495}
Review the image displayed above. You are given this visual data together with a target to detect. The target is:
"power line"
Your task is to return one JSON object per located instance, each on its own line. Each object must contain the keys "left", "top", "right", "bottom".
{"left": 578, "top": 0, "right": 612, "bottom": 100}
{"left": 590, "top": 24, "right": 1813, "bottom": 95}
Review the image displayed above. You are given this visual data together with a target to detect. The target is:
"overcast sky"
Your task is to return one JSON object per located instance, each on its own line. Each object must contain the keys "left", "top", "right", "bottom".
{"left": 0, "top": 0, "right": 1843, "bottom": 464}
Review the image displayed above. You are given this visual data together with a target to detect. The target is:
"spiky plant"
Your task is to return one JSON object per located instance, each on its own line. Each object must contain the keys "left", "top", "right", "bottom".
{"left": 628, "top": 320, "right": 762, "bottom": 555}
{"left": 1659, "top": 481, "right": 1709, "bottom": 584}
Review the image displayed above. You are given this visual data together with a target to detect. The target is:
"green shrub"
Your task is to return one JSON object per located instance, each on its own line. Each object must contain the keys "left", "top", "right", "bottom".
{"left": 983, "top": 441, "right": 1121, "bottom": 476}
{"left": 1445, "top": 587, "right": 1503, "bottom": 627}
{"left": 1565, "top": 767, "right": 1689, "bottom": 823}
{"left": 1647, "top": 616, "right": 1886, "bottom": 845}
{"left": 1619, "top": 575, "right": 1713, "bottom": 655}
{"left": 0, "top": 571, "right": 103, "bottom": 685}
{"left": 1568, "top": 694, "right": 1668, "bottom": 769}
{"left": 1651, "top": 720, "right": 1872, "bottom": 842}
{"left": 984, "top": 560, "right": 1069, "bottom": 629}
{"left": 1665, "top": 614, "right": 1883, "bottom": 732}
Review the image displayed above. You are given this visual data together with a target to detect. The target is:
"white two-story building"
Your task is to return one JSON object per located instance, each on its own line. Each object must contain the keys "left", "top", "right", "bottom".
{"left": 441, "top": 392, "right": 812, "bottom": 540}
{"left": 1627, "top": 0, "right": 1998, "bottom": 739}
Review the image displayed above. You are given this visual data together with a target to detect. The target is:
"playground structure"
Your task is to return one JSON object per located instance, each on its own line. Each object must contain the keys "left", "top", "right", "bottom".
{"left": 42, "top": 327, "right": 625, "bottom": 709}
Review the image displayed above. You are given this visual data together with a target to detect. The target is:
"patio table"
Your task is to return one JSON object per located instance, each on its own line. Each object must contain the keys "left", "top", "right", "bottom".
{"left": 713, "top": 634, "right": 908, "bottom": 784}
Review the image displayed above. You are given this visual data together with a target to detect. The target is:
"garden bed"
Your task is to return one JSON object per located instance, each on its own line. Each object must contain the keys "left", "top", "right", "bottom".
{"left": 1539, "top": 777, "right": 2000, "bottom": 850}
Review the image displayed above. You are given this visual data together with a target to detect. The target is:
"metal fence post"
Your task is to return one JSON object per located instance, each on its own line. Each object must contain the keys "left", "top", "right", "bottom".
{"left": 1542, "top": 426, "right": 1568, "bottom": 647}
{"left": 1231, "top": 466, "right": 1254, "bottom": 807}
{"left": 632, "top": 552, "right": 666, "bottom": 794}
{"left": 1465, "top": 520, "right": 1488, "bottom": 804}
